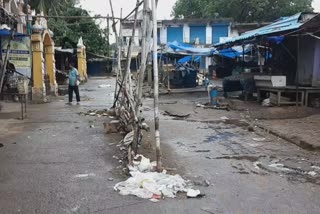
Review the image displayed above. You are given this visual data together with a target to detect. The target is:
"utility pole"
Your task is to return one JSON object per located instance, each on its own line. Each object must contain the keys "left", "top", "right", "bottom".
{"left": 151, "top": 0, "right": 161, "bottom": 171}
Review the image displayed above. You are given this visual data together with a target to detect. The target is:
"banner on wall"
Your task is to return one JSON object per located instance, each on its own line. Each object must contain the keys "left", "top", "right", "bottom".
{"left": 1, "top": 36, "right": 32, "bottom": 77}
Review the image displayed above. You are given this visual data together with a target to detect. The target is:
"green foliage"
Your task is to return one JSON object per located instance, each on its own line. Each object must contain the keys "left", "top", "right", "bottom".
{"left": 172, "top": 0, "right": 314, "bottom": 22}
{"left": 29, "top": 0, "right": 109, "bottom": 55}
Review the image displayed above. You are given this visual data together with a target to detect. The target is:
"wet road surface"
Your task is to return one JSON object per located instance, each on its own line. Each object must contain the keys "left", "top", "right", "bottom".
{"left": 0, "top": 77, "right": 319, "bottom": 214}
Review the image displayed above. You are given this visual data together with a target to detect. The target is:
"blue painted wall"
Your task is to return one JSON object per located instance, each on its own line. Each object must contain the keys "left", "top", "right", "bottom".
{"left": 190, "top": 25, "right": 206, "bottom": 44}
{"left": 167, "top": 26, "right": 183, "bottom": 43}
{"left": 212, "top": 24, "right": 229, "bottom": 44}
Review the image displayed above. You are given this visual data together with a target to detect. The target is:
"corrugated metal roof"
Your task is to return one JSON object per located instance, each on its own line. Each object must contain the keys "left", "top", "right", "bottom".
{"left": 215, "top": 13, "right": 306, "bottom": 46}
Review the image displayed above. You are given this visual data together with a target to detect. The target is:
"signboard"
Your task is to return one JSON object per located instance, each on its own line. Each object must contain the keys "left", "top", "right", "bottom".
{"left": 1, "top": 36, "right": 32, "bottom": 77}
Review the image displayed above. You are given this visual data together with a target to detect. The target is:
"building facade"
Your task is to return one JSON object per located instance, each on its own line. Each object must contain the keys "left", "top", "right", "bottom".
{"left": 122, "top": 18, "right": 233, "bottom": 48}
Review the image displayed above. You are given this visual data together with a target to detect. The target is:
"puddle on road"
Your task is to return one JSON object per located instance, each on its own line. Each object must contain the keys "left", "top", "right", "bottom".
{"left": 204, "top": 132, "right": 236, "bottom": 143}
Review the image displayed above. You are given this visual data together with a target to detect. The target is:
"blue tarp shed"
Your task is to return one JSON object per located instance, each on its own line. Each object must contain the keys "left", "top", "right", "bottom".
{"left": 215, "top": 12, "right": 317, "bottom": 46}
{"left": 168, "top": 41, "right": 216, "bottom": 56}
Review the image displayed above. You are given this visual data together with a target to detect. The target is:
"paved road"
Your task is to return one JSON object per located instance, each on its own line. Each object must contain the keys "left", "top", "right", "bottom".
{"left": 0, "top": 78, "right": 319, "bottom": 214}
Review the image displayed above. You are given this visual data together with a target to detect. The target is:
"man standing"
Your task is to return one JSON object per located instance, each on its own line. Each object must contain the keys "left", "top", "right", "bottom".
{"left": 68, "top": 62, "right": 80, "bottom": 105}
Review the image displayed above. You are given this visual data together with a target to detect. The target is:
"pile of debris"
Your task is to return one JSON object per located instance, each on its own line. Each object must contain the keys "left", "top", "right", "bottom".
{"left": 114, "top": 155, "right": 202, "bottom": 202}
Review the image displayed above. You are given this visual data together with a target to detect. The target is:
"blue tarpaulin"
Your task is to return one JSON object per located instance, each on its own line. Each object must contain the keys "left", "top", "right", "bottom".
{"left": 168, "top": 41, "right": 216, "bottom": 56}
{"left": 267, "top": 36, "right": 285, "bottom": 44}
{"left": 0, "top": 29, "right": 27, "bottom": 37}
{"left": 177, "top": 55, "right": 202, "bottom": 64}
{"left": 178, "top": 56, "right": 192, "bottom": 64}
{"left": 215, "top": 45, "right": 252, "bottom": 59}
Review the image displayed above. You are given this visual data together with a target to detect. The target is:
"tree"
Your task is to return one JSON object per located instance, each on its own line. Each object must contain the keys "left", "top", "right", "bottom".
{"left": 28, "top": 0, "right": 78, "bottom": 15}
{"left": 172, "top": 0, "right": 314, "bottom": 22}
{"left": 29, "top": 0, "right": 109, "bottom": 55}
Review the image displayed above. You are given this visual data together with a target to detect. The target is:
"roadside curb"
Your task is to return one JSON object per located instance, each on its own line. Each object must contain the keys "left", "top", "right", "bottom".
{"left": 256, "top": 123, "right": 320, "bottom": 151}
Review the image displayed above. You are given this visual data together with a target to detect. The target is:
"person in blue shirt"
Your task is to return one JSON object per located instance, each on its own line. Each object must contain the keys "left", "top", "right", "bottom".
{"left": 68, "top": 62, "right": 80, "bottom": 104}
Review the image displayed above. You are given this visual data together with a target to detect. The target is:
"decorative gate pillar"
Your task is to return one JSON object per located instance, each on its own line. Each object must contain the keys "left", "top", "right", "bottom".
{"left": 31, "top": 33, "right": 46, "bottom": 102}
{"left": 45, "top": 44, "right": 58, "bottom": 96}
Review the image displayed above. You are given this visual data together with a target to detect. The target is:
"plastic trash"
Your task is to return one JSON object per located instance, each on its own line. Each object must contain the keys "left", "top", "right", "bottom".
{"left": 114, "top": 155, "right": 200, "bottom": 201}
{"left": 252, "top": 138, "right": 266, "bottom": 142}
{"left": 98, "top": 84, "right": 112, "bottom": 88}
{"left": 187, "top": 189, "right": 201, "bottom": 198}
{"left": 308, "top": 171, "right": 317, "bottom": 177}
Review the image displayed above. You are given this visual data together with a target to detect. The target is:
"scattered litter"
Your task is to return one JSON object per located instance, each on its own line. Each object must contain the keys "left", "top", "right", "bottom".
{"left": 119, "top": 160, "right": 123, "bottom": 164}
{"left": 78, "top": 109, "right": 109, "bottom": 117}
{"left": 252, "top": 138, "right": 266, "bottom": 142}
{"left": 253, "top": 161, "right": 261, "bottom": 170}
{"left": 71, "top": 205, "right": 80, "bottom": 212}
{"left": 196, "top": 104, "right": 205, "bottom": 108}
{"left": 187, "top": 189, "right": 201, "bottom": 198}
{"left": 248, "top": 143, "right": 261, "bottom": 147}
{"left": 164, "top": 111, "right": 190, "bottom": 118}
{"left": 98, "top": 84, "right": 112, "bottom": 88}
{"left": 193, "top": 179, "right": 210, "bottom": 187}
{"left": 195, "top": 150, "right": 211, "bottom": 153}
{"left": 74, "top": 173, "right": 95, "bottom": 178}
{"left": 268, "top": 163, "right": 291, "bottom": 172}
{"left": 108, "top": 178, "right": 114, "bottom": 181}
{"left": 89, "top": 125, "right": 95, "bottom": 128}
{"left": 112, "top": 155, "right": 119, "bottom": 160}
{"left": 132, "top": 155, "right": 156, "bottom": 172}
{"left": 220, "top": 116, "right": 229, "bottom": 120}
{"left": 262, "top": 98, "right": 271, "bottom": 107}
{"left": 150, "top": 198, "right": 159, "bottom": 203}
{"left": 308, "top": 171, "right": 317, "bottom": 177}
{"left": 311, "top": 166, "right": 320, "bottom": 171}
{"left": 114, "top": 155, "right": 200, "bottom": 201}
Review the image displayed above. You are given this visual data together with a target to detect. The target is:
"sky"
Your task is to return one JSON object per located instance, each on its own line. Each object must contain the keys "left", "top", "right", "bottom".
{"left": 80, "top": 0, "right": 320, "bottom": 42}
{"left": 80, "top": 0, "right": 320, "bottom": 18}
{"left": 314, "top": 0, "right": 320, "bottom": 12}
{"left": 80, "top": 0, "right": 177, "bottom": 20}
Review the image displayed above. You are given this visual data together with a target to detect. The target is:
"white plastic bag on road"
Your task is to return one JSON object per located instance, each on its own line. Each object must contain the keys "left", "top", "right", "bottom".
{"left": 114, "top": 155, "right": 200, "bottom": 201}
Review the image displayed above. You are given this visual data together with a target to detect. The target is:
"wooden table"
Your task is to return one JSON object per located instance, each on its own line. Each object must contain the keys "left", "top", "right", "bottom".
{"left": 303, "top": 87, "right": 320, "bottom": 106}
{"left": 257, "top": 86, "right": 305, "bottom": 106}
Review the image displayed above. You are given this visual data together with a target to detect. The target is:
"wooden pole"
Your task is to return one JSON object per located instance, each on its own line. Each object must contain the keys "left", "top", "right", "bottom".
{"left": 125, "top": 0, "right": 140, "bottom": 95}
{"left": 109, "top": 0, "right": 120, "bottom": 100}
{"left": 118, "top": 9, "right": 123, "bottom": 79}
{"left": 107, "top": 14, "right": 110, "bottom": 58}
{"left": 151, "top": 0, "right": 161, "bottom": 171}
{"left": 0, "top": 30, "right": 14, "bottom": 94}
{"left": 135, "top": 0, "right": 150, "bottom": 113}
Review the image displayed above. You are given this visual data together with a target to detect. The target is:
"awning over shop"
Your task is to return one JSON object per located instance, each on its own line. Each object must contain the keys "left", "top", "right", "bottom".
{"left": 215, "top": 12, "right": 320, "bottom": 47}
